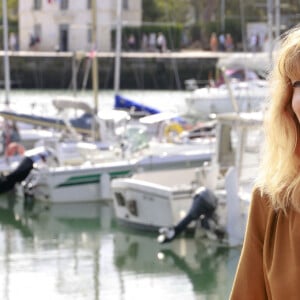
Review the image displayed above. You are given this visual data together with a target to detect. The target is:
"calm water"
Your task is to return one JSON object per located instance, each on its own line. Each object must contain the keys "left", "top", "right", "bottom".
{"left": 0, "top": 193, "right": 241, "bottom": 300}
{"left": 0, "top": 89, "right": 241, "bottom": 299}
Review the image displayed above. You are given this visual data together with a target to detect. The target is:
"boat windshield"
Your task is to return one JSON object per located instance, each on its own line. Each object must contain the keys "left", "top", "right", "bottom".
{"left": 124, "top": 124, "right": 151, "bottom": 153}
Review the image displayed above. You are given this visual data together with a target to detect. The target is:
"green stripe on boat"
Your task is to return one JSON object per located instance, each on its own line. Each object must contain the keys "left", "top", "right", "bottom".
{"left": 56, "top": 170, "right": 132, "bottom": 187}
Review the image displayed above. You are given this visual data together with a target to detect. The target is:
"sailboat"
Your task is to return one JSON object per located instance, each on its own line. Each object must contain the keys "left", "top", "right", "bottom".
{"left": 0, "top": 1, "right": 65, "bottom": 173}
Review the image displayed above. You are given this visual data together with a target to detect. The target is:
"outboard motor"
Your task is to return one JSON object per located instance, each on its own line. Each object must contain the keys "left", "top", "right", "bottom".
{"left": 0, "top": 156, "right": 34, "bottom": 194}
{"left": 22, "top": 147, "right": 57, "bottom": 209}
{"left": 157, "top": 186, "right": 225, "bottom": 244}
{"left": 0, "top": 146, "right": 55, "bottom": 210}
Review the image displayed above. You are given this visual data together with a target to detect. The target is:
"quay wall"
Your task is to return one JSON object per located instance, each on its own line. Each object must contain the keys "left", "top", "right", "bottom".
{"left": 0, "top": 51, "right": 255, "bottom": 90}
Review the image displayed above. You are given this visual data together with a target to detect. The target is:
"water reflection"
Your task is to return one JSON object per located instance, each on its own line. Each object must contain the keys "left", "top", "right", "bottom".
{"left": 113, "top": 229, "right": 241, "bottom": 299}
{"left": 0, "top": 194, "right": 240, "bottom": 299}
{"left": 0, "top": 193, "right": 33, "bottom": 238}
{"left": 0, "top": 195, "right": 114, "bottom": 300}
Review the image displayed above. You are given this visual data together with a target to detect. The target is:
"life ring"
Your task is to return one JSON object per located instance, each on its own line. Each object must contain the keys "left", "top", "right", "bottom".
{"left": 163, "top": 122, "right": 184, "bottom": 142}
{"left": 5, "top": 142, "right": 25, "bottom": 157}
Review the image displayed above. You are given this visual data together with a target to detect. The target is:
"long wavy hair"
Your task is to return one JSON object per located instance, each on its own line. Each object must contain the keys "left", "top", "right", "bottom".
{"left": 256, "top": 25, "right": 300, "bottom": 211}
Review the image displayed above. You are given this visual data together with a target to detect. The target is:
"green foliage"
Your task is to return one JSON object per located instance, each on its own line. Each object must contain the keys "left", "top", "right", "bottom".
{"left": 190, "top": 24, "right": 202, "bottom": 41}
{"left": 0, "top": 0, "right": 18, "bottom": 48}
{"left": 0, "top": 0, "right": 18, "bottom": 31}
{"left": 225, "top": 18, "right": 242, "bottom": 45}
{"left": 142, "top": 0, "right": 163, "bottom": 21}
{"left": 154, "top": 0, "right": 190, "bottom": 23}
{"left": 0, "top": 0, "right": 18, "bottom": 20}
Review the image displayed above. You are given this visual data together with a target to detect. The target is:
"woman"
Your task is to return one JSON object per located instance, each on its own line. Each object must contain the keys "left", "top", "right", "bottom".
{"left": 230, "top": 25, "right": 300, "bottom": 299}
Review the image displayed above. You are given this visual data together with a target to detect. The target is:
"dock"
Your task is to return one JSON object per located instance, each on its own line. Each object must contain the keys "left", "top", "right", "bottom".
{"left": 0, "top": 50, "right": 270, "bottom": 90}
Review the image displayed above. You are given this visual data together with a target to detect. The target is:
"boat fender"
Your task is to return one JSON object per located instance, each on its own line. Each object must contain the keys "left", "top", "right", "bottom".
{"left": 5, "top": 142, "right": 25, "bottom": 157}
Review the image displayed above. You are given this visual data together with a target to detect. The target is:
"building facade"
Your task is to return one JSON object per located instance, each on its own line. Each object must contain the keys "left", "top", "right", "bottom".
{"left": 18, "top": 0, "right": 142, "bottom": 52}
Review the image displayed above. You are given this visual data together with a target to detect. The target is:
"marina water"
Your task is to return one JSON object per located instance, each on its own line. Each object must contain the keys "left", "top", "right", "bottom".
{"left": 0, "top": 89, "right": 242, "bottom": 299}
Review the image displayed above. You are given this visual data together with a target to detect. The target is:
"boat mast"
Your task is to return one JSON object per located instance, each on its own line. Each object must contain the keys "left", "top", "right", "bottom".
{"left": 91, "top": 0, "right": 99, "bottom": 140}
{"left": 114, "top": 0, "right": 123, "bottom": 94}
{"left": 267, "top": 0, "right": 274, "bottom": 66}
{"left": 2, "top": 0, "right": 10, "bottom": 106}
{"left": 274, "top": 0, "right": 280, "bottom": 39}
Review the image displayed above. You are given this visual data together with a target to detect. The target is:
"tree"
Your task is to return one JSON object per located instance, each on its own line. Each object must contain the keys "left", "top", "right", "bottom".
{"left": 0, "top": 0, "right": 18, "bottom": 21}
{"left": 155, "top": 0, "right": 190, "bottom": 23}
{"left": 142, "top": 0, "right": 163, "bottom": 22}
{"left": 0, "top": 0, "right": 18, "bottom": 48}
{"left": 143, "top": 0, "right": 190, "bottom": 24}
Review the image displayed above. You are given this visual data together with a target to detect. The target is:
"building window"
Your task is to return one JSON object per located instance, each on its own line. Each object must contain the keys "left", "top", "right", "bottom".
{"left": 29, "top": 24, "right": 41, "bottom": 49}
{"left": 33, "top": 0, "right": 41, "bottom": 10}
{"left": 34, "top": 24, "right": 41, "bottom": 41}
{"left": 123, "top": 0, "right": 129, "bottom": 10}
{"left": 87, "top": 0, "right": 91, "bottom": 9}
{"left": 60, "top": 0, "right": 68, "bottom": 10}
{"left": 59, "top": 24, "right": 69, "bottom": 51}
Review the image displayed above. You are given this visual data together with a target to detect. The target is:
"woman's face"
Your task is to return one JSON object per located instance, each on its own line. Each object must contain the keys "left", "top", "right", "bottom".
{"left": 292, "top": 81, "right": 300, "bottom": 122}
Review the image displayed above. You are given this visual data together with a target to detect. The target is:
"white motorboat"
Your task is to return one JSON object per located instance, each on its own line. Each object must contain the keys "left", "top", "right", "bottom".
{"left": 19, "top": 138, "right": 213, "bottom": 203}
{"left": 112, "top": 167, "right": 205, "bottom": 230}
{"left": 185, "top": 79, "right": 268, "bottom": 119}
{"left": 184, "top": 53, "right": 270, "bottom": 119}
{"left": 13, "top": 107, "right": 215, "bottom": 204}
{"left": 111, "top": 112, "right": 263, "bottom": 247}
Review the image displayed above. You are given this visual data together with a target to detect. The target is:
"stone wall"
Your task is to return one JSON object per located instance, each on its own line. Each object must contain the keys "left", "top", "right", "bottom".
{"left": 0, "top": 51, "right": 229, "bottom": 90}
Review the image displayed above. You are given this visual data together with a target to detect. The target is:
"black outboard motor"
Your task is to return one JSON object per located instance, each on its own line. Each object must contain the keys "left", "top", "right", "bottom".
{"left": 0, "top": 147, "right": 53, "bottom": 195}
{"left": 0, "top": 156, "right": 34, "bottom": 194}
{"left": 157, "top": 186, "right": 225, "bottom": 243}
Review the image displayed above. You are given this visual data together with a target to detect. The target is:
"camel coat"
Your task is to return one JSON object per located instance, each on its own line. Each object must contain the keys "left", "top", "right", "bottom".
{"left": 230, "top": 188, "right": 300, "bottom": 299}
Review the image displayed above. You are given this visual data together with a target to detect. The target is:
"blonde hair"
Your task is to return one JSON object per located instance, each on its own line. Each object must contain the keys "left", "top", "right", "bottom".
{"left": 256, "top": 24, "right": 300, "bottom": 211}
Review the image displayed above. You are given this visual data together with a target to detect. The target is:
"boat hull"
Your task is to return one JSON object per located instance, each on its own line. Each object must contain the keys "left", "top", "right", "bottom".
{"left": 111, "top": 170, "right": 198, "bottom": 231}
{"left": 21, "top": 149, "right": 212, "bottom": 203}
{"left": 26, "top": 162, "right": 135, "bottom": 203}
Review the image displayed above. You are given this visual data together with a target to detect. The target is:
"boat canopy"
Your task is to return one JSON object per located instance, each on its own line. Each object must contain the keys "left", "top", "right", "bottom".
{"left": 52, "top": 97, "right": 93, "bottom": 114}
